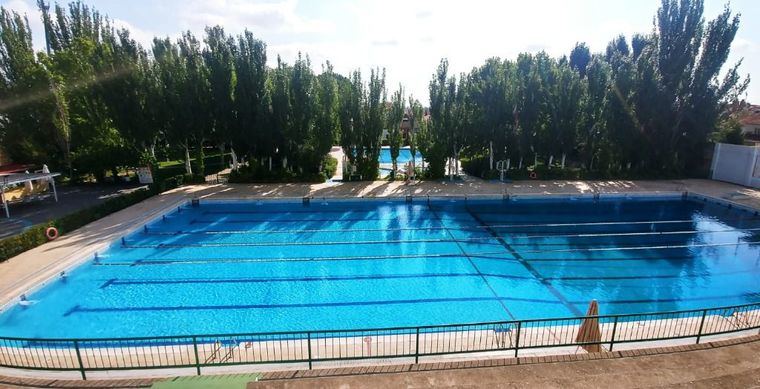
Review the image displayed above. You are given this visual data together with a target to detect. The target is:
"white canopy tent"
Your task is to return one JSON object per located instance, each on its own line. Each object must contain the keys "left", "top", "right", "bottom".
{"left": 0, "top": 172, "right": 60, "bottom": 218}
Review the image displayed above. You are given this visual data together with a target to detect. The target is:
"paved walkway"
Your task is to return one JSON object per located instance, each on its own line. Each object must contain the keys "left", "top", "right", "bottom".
{"left": 0, "top": 184, "right": 144, "bottom": 239}
{"left": 250, "top": 335, "right": 760, "bottom": 389}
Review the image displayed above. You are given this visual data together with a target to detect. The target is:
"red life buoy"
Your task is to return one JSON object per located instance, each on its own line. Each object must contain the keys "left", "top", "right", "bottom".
{"left": 529, "top": 171, "right": 538, "bottom": 179}
{"left": 45, "top": 227, "right": 59, "bottom": 241}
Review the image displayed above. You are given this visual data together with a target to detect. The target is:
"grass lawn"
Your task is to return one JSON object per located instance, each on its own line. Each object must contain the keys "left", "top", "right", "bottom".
{"left": 151, "top": 373, "right": 260, "bottom": 389}
{"left": 158, "top": 153, "right": 230, "bottom": 169}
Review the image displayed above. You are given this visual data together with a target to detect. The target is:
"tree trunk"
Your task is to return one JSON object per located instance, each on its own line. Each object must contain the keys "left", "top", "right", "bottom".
{"left": 533, "top": 154, "right": 538, "bottom": 168}
{"left": 219, "top": 143, "right": 225, "bottom": 169}
{"left": 269, "top": 156, "right": 272, "bottom": 171}
{"left": 489, "top": 141, "right": 494, "bottom": 171}
{"left": 184, "top": 144, "right": 193, "bottom": 175}
{"left": 455, "top": 151, "right": 460, "bottom": 178}
{"left": 561, "top": 153, "right": 566, "bottom": 169}
{"left": 548, "top": 155, "right": 554, "bottom": 169}
{"left": 519, "top": 157, "right": 523, "bottom": 169}
{"left": 196, "top": 140, "right": 205, "bottom": 177}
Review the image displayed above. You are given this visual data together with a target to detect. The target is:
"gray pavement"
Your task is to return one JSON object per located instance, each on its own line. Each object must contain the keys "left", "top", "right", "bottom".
{"left": 0, "top": 184, "right": 145, "bottom": 239}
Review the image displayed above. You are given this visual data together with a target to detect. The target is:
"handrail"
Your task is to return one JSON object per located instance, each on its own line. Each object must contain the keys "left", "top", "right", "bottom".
{"left": 2, "top": 301, "right": 759, "bottom": 343}
{"left": 0, "top": 301, "right": 757, "bottom": 380}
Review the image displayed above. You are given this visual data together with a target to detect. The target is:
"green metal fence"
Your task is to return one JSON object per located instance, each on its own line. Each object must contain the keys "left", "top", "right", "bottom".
{"left": 0, "top": 302, "right": 758, "bottom": 380}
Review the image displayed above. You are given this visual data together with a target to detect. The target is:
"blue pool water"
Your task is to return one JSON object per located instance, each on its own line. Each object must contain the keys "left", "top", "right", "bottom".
{"left": 379, "top": 146, "right": 422, "bottom": 165}
{"left": 1, "top": 196, "right": 760, "bottom": 339}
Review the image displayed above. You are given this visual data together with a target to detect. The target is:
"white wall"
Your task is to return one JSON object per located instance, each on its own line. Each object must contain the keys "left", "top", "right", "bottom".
{"left": 741, "top": 124, "right": 760, "bottom": 135}
{"left": 710, "top": 143, "right": 760, "bottom": 188}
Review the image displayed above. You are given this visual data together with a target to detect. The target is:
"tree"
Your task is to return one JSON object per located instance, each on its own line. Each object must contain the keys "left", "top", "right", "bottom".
{"left": 203, "top": 26, "right": 236, "bottom": 169}
{"left": 0, "top": 8, "right": 60, "bottom": 168}
{"left": 314, "top": 61, "right": 340, "bottom": 172}
{"left": 469, "top": 58, "right": 511, "bottom": 170}
{"left": 233, "top": 30, "right": 267, "bottom": 165}
{"left": 569, "top": 42, "right": 591, "bottom": 78}
{"left": 288, "top": 53, "right": 315, "bottom": 172}
{"left": 152, "top": 37, "right": 190, "bottom": 173}
{"left": 337, "top": 70, "right": 364, "bottom": 178}
{"left": 98, "top": 28, "right": 156, "bottom": 167}
{"left": 407, "top": 97, "right": 424, "bottom": 179}
{"left": 357, "top": 67, "right": 386, "bottom": 179}
{"left": 544, "top": 61, "right": 583, "bottom": 168}
{"left": 711, "top": 117, "right": 743, "bottom": 145}
{"left": 269, "top": 56, "right": 291, "bottom": 169}
{"left": 387, "top": 84, "right": 405, "bottom": 177}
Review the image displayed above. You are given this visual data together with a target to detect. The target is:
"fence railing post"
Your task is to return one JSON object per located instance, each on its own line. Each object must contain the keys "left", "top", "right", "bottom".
{"left": 73, "top": 340, "right": 86, "bottom": 380}
{"left": 696, "top": 309, "right": 708, "bottom": 344}
{"left": 514, "top": 322, "right": 521, "bottom": 358}
{"left": 609, "top": 316, "right": 619, "bottom": 351}
{"left": 307, "top": 332, "right": 313, "bottom": 370}
{"left": 192, "top": 336, "right": 201, "bottom": 375}
{"left": 414, "top": 328, "right": 420, "bottom": 364}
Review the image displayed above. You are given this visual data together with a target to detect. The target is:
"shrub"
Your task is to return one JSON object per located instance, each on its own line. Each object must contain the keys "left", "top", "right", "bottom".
{"left": 228, "top": 165, "right": 327, "bottom": 183}
{"left": 183, "top": 174, "right": 207, "bottom": 184}
{"left": 322, "top": 155, "right": 338, "bottom": 178}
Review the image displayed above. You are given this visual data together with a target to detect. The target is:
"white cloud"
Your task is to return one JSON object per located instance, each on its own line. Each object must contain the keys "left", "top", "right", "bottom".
{"left": 175, "top": 0, "right": 334, "bottom": 35}
{"left": 2, "top": 0, "right": 46, "bottom": 52}
{"left": 2, "top": 0, "right": 759, "bottom": 104}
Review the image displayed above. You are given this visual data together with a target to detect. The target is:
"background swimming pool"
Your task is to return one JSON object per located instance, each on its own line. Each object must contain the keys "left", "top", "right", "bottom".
{"left": 1, "top": 196, "right": 759, "bottom": 339}
{"left": 379, "top": 146, "right": 422, "bottom": 165}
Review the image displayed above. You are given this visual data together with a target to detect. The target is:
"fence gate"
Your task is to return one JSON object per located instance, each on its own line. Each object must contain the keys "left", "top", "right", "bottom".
{"left": 710, "top": 143, "right": 760, "bottom": 188}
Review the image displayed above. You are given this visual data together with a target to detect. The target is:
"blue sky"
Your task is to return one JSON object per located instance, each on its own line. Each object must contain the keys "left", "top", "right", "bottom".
{"left": 3, "top": 0, "right": 759, "bottom": 104}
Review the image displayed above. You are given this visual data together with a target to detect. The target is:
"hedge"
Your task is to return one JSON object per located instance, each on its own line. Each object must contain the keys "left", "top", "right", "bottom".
{"left": 0, "top": 174, "right": 187, "bottom": 262}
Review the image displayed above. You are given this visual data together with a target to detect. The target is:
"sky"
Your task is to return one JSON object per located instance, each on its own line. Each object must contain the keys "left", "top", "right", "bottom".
{"left": 2, "top": 0, "right": 759, "bottom": 104}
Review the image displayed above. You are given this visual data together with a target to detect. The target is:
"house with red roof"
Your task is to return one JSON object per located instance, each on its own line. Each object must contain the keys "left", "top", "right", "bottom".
{"left": 737, "top": 104, "right": 760, "bottom": 143}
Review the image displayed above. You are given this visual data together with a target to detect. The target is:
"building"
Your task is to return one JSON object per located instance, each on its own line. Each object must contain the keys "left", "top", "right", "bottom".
{"left": 736, "top": 104, "right": 760, "bottom": 143}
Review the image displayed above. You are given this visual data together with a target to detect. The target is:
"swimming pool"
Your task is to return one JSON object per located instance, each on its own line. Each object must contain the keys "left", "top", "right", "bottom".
{"left": 1, "top": 195, "right": 759, "bottom": 340}
{"left": 379, "top": 146, "right": 422, "bottom": 165}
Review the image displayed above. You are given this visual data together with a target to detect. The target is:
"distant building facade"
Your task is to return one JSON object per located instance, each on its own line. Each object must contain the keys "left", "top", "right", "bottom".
{"left": 736, "top": 104, "right": 760, "bottom": 143}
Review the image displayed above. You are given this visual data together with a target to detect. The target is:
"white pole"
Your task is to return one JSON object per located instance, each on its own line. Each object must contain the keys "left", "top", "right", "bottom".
{"left": 748, "top": 145, "right": 759, "bottom": 187}
{"left": 50, "top": 177, "right": 58, "bottom": 202}
{"left": 1, "top": 186, "right": 8, "bottom": 218}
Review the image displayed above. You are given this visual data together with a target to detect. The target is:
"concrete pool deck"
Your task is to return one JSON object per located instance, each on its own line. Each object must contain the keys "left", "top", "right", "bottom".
{"left": 250, "top": 334, "right": 760, "bottom": 389}
{"left": 1, "top": 178, "right": 760, "bottom": 382}
{"left": 0, "top": 334, "right": 758, "bottom": 388}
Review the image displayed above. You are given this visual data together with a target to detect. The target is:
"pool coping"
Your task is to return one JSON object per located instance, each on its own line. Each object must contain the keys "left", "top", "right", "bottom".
{"left": 0, "top": 197, "right": 189, "bottom": 313}
{"left": 0, "top": 184, "right": 759, "bottom": 380}
{"left": 2, "top": 189, "right": 757, "bottom": 316}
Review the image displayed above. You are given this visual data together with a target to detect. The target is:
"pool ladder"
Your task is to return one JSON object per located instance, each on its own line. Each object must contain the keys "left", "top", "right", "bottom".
{"left": 493, "top": 324, "right": 513, "bottom": 348}
{"left": 204, "top": 339, "right": 238, "bottom": 363}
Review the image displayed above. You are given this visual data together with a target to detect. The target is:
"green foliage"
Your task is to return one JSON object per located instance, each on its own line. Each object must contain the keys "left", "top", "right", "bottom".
{"left": 711, "top": 117, "right": 744, "bottom": 145}
{"left": 322, "top": 155, "right": 338, "bottom": 178}
{"left": 227, "top": 165, "right": 326, "bottom": 183}
{"left": 387, "top": 84, "right": 405, "bottom": 177}
{"left": 427, "top": 0, "right": 746, "bottom": 179}
{"left": 0, "top": 0, "right": 749, "bottom": 183}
